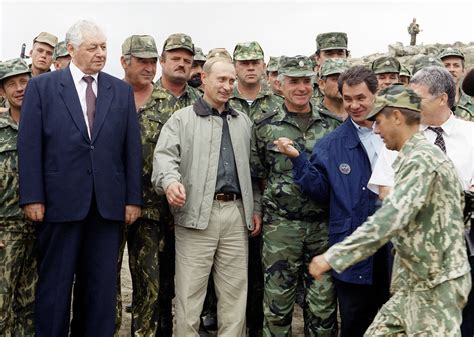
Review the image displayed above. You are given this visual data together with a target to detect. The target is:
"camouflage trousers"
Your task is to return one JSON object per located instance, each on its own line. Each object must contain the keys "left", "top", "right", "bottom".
{"left": 365, "top": 273, "right": 472, "bottom": 336}
{"left": 0, "top": 229, "right": 36, "bottom": 337}
{"left": 262, "top": 214, "right": 336, "bottom": 337}
{"left": 115, "top": 219, "right": 161, "bottom": 337}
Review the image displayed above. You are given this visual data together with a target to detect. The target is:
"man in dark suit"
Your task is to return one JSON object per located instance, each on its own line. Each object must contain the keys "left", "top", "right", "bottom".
{"left": 17, "top": 20, "right": 142, "bottom": 337}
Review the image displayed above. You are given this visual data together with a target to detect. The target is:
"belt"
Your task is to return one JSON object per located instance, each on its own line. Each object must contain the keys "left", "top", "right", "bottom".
{"left": 214, "top": 193, "right": 241, "bottom": 201}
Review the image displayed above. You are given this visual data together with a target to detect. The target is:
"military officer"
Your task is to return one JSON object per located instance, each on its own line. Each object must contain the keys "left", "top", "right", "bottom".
{"left": 317, "top": 58, "right": 351, "bottom": 121}
{"left": 438, "top": 47, "right": 474, "bottom": 121}
{"left": 52, "top": 41, "right": 71, "bottom": 70}
{"left": 0, "top": 58, "right": 35, "bottom": 336}
{"left": 310, "top": 85, "right": 471, "bottom": 336}
{"left": 251, "top": 55, "right": 339, "bottom": 336}
{"left": 312, "top": 32, "right": 350, "bottom": 103}
{"left": 371, "top": 56, "right": 401, "bottom": 91}
{"left": 29, "top": 32, "right": 58, "bottom": 76}
{"left": 188, "top": 47, "right": 206, "bottom": 91}
{"left": 230, "top": 41, "right": 282, "bottom": 122}
{"left": 117, "top": 34, "right": 161, "bottom": 337}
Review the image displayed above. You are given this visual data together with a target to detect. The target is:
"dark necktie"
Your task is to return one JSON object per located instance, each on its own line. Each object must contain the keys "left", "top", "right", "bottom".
{"left": 428, "top": 126, "right": 446, "bottom": 153}
{"left": 83, "top": 76, "right": 96, "bottom": 134}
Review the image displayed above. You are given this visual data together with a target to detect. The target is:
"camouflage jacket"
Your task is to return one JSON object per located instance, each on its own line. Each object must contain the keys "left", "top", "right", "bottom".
{"left": 453, "top": 90, "right": 474, "bottom": 122}
{"left": 251, "top": 103, "right": 339, "bottom": 221}
{"left": 0, "top": 111, "right": 31, "bottom": 232}
{"left": 229, "top": 84, "right": 282, "bottom": 122}
{"left": 139, "top": 80, "right": 201, "bottom": 220}
{"left": 316, "top": 101, "right": 345, "bottom": 123}
{"left": 326, "top": 132, "right": 470, "bottom": 292}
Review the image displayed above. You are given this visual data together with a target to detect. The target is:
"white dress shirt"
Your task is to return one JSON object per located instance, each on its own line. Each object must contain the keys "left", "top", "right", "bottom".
{"left": 368, "top": 115, "right": 474, "bottom": 191}
{"left": 69, "top": 61, "right": 99, "bottom": 138}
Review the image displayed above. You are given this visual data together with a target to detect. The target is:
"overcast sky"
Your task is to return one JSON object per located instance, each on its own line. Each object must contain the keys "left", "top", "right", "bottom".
{"left": 1, "top": 0, "right": 473, "bottom": 78}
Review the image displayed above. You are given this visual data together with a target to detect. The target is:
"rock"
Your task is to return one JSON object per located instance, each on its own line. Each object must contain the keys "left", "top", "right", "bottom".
{"left": 353, "top": 41, "right": 474, "bottom": 69}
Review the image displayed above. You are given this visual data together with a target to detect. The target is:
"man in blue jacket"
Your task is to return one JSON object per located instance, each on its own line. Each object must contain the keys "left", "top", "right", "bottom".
{"left": 274, "top": 65, "right": 392, "bottom": 337}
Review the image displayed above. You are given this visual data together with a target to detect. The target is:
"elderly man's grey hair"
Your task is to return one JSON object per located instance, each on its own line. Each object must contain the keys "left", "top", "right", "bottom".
{"left": 65, "top": 20, "right": 106, "bottom": 49}
{"left": 410, "top": 66, "right": 456, "bottom": 108}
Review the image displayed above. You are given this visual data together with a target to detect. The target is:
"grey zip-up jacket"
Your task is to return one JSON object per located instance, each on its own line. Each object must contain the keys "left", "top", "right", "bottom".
{"left": 151, "top": 101, "right": 257, "bottom": 230}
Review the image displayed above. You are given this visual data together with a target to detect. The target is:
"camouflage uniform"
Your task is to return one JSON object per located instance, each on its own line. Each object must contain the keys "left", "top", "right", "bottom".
{"left": 114, "top": 35, "right": 165, "bottom": 337}
{"left": 0, "top": 58, "right": 35, "bottom": 337}
{"left": 437, "top": 48, "right": 474, "bottom": 121}
{"left": 230, "top": 42, "right": 282, "bottom": 123}
{"left": 316, "top": 58, "right": 351, "bottom": 123}
{"left": 326, "top": 87, "right": 471, "bottom": 336}
{"left": 454, "top": 90, "right": 474, "bottom": 121}
{"left": 251, "top": 56, "right": 339, "bottom": 337}
{"left": 312, "top": 32, "right": 349, "bottom": 104}
{"left": 230, "top": 83, "right": 282, "bottom": 122}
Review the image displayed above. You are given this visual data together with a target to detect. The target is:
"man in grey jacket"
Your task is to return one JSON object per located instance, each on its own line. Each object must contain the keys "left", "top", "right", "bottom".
{"left": 152, "top": 56, "right": 261, "bottom": 337}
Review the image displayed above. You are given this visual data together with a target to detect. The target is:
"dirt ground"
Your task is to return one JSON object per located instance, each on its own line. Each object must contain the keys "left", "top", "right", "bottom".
{"left": 117, "top": 248, "right": 305, "bottom": 336}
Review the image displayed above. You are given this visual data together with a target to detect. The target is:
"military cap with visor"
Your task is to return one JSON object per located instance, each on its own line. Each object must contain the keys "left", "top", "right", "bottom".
{"left": 53, "top": 41, "right": 69, "bottom": 61}
{"left": 267, "top": 56, "right": 280, "bottom": 72}
{"left": 399, "top": 64, "right": 411, "bottom": 78}
{"left": 193, "top": 47, "right": 207, "bottom": 62}
{"left": 320, "top": 58, "right": 351, "bottom": 77}
{"left": 122, "top": 35, "right": 159, "bottom": 58}
{"left": 316, "top": 32, "right": 348, "bottom": 51}
{"left": 233, "top": 41, "right": 264, "bottom": 61}
{"left": 366, "top": 84, "right": 421, "bottom": 121}
{"left": 0, "top": 58, "right": 31, "bottom": 82}
{"left": 437, "top": 47, "right": 465, "bottom": 61}
{"left": 162, "top": 33, "right": 194, "bottom": 55}
{"left": 33, "top": 32, "right": 58, "bottom": 48}
{"left": 278, "top": 55, "right": 315, "bottom": 77}
{"left": 371, "top": 56, "right": 401, "bottom": 75}
{"left": 412, "top": 56, "right": 444, "bottom": 75}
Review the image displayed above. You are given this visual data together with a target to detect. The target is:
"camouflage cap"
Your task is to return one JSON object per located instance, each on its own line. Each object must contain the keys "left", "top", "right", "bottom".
{"left": 233, "top": 41, "right": 264, "bottom": 61}
{"left": 412, "top": 56, "right": 444, "bottom": 75}
{"left": 267, "top": 56, "right": 280, "bottom": 72}
{"left": 207, "top": 48, "right": 232, "bottom": 61}
{"left": 437, "top": 47, "right": 465, "bottom": 60}
{"left": 33, "top": 31, "right": 58, "bottom": 48}
{"left": 278, "top": 55, "right": 315, "bottom": 77}
{"left": 371, "top": 56, "right": 401, "bottom": 75}
{"left": 366, "top": 84, "right": 421, "bottom": 120}
{"left": 320, "top": 58, "right": 351, "bottom": 77}
{"left": 0, "top": 58, "right": 31, "bottom": 82}
{"left": 162, "top": 33, "right": 194, "bottom": 55}
{"left": 122, "top": 35, "right": 158, "bottom": 58}
{"left": 53, "top": 41, "right": 69, "bottom": 61}
{"left": 399, "top": 64, "right": 411, "bottom": 78}
{"left": 316, "top": 32, "right": 348, "bottom": 51}
{"left": 193, "top": 47, "right": 207, "bottom": 62}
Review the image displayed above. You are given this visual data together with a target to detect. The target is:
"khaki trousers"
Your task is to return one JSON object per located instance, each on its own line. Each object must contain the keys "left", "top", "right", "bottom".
{"left": 175, "top": 200, "right": 249, "bottom": 337}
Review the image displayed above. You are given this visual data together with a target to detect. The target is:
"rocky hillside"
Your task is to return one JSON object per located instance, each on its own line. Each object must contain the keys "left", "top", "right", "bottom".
{"left": 353, "top": 42, "right": 474, "bottom": 69}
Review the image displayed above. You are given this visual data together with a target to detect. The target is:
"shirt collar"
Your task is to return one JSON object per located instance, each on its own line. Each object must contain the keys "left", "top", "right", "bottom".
{"left": 69, "top": 61, "right": 99, "bottom": 86}
{"left": 350, "top": 118, "right": 373, "bottom": 134}
{"left": 420, "top": 113, "right": 455, "bottom": 136}
{"left": 194, "top": 97, "right": 237, "bottom": 117}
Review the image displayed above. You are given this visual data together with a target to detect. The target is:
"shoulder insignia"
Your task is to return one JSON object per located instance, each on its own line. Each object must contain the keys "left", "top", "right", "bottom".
{"left": 254, "top": 108, "right": 279, "bottom": 125}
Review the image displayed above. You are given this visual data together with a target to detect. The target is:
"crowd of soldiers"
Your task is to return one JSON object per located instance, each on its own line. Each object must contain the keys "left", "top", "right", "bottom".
{"left": 0, "top": 19, "right": 473, "bottom": 337}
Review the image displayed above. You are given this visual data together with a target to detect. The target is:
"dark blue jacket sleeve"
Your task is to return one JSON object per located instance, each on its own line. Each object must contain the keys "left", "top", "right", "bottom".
{"left": 291, "top": 143, "right": 330, "bottom": 203}
{"left": 18, "top": 79, "right": 45, "bottom": 206}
